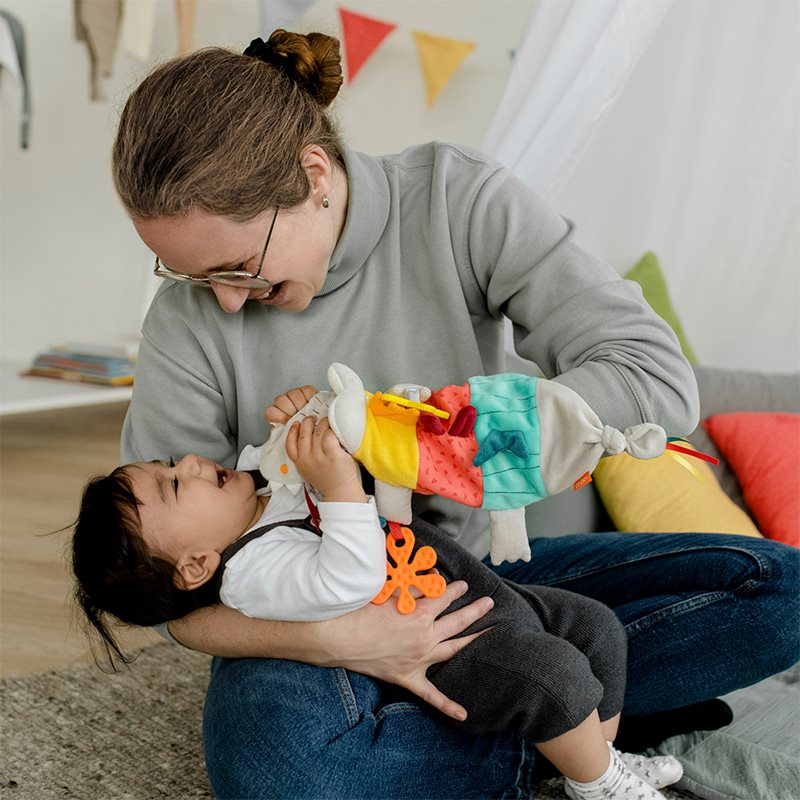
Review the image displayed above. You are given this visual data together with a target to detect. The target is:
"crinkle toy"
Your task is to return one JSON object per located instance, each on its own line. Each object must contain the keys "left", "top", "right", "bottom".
{"left": 261, "top": 363, "right": 669, "bottom": 564}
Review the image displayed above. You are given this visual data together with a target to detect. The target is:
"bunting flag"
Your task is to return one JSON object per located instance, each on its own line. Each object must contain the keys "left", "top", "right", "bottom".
{"left": 338, "top": 8, "right": 397, "bottom": 83}
{"left": 412, "top": 30, "right": 475, "bottom": 107}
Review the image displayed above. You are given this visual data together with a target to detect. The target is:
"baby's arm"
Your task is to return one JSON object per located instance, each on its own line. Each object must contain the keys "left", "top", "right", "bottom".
{"left": 285, "top": 415, "right": 367, "bottom": 504}
{"left": 224, "top": 403, "right": 383, "bottom": 620}
{"left": 220, "top": 501, "right": 386, "bottom": 620}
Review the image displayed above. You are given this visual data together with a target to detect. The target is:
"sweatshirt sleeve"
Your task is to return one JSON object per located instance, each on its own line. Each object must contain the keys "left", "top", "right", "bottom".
{"left": 219, "top": 499, "right": 387, "bottom": 622}
{"left": 464, "top": 165, "right": 699, "bottom": 435}
{"left": 121, "top": 288, "right": 239, "bottom": 466}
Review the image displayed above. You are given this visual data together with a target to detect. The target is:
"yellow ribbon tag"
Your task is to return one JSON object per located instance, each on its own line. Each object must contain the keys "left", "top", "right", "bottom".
{"left": 667, "top": 451, "right": 704, "bottom": 482}
{"left": 381, "top": 393, "right": 451, "bottom": 419}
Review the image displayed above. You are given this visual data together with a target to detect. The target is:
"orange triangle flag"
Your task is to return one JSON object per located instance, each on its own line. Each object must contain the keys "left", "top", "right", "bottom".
{"left": 412, "top": 30, "right": 475, "bottom": 107}
{"left": 338, "top": 7, "right": 397, "bottom": 83}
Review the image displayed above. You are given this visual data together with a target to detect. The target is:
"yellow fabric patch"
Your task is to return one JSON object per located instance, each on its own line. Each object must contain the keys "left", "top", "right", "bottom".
{"left": 593, "top": 450, "right": 762, "bottom": 537}
{"left": 354, "top": 394, "right": 420, "bottom": 488}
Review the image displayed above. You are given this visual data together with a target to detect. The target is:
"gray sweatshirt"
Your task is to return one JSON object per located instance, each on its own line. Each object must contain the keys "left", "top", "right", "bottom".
{"left": 121, "top": 141, "right": 698, "bottom": 556}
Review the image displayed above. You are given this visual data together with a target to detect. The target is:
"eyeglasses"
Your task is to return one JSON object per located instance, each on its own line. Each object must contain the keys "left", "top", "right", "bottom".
{"left": 153, "top": 207, "right": 279, "bottom": 290}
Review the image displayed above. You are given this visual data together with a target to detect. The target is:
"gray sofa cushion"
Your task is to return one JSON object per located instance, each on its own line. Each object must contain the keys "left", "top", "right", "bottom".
{"left": 688, "top": 367, "right": 800, "bottom": 515}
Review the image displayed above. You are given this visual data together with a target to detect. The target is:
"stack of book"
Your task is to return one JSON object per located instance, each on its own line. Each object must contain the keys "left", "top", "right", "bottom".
{"left": 23, "top": 338, "right": 139, "bottom": 386}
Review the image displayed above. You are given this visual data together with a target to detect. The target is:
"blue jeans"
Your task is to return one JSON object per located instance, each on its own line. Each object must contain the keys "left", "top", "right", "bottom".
{"left": 203, "top": 533, "right": 799, "bottom": 799}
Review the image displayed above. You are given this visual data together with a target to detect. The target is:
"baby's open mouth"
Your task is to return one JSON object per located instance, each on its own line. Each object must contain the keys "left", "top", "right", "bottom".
{"left": 217, "top": 469, "right": 229, "bottom": 487}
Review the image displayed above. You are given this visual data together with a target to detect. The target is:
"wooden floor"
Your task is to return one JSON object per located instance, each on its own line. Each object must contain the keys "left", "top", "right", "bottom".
{"left": 1, "top": 403, "right": 158, "bottom": 677}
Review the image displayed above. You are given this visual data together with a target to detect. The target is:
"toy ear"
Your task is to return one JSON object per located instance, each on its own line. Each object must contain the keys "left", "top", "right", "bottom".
{"left": 260, "top": 420, "right": 304, "bottom": 489}
{"left": 327, "top": 363, "right": 367, "bottom": 453}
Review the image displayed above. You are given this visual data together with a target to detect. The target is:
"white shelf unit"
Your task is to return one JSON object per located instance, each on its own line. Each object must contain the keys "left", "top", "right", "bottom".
{"left": 0, "top": 361, "right": 133, "bottom": 416}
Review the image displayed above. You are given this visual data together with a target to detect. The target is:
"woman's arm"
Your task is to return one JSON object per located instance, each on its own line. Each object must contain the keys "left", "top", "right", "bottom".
{"left": 461, "top": 164, "right": 699, "bottom": 435}
{"left": 168, "top": 580, "right": 492, "bottom": 720}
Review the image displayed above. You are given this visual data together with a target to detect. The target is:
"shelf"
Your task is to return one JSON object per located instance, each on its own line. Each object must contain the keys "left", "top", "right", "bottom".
{"left": 0, "top": 361, "right": 133, "bottom": 416}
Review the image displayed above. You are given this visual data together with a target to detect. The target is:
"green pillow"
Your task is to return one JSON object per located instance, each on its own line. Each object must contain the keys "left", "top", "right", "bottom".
{"left": 624, "top": 252, "right": 698, "bottom": 363}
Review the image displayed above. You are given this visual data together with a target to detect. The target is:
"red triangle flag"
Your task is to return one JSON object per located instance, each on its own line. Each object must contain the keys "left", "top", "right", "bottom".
{"left": 338, "top": 7, "right": 397, "bottom": 82}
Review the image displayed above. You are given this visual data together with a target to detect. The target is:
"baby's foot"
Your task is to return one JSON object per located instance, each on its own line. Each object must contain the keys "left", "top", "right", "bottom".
{"left": 612, "top": 743, "right": 683, "bottom": 789}
{"left": 564, "top": 748, "right": 668, "bottom": 800}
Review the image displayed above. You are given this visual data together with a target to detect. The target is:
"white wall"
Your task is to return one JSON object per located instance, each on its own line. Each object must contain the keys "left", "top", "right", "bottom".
{"left": 0, "top": 0, "right": 531, "bottom": 365}
{"left": 7, "top": 0, "right": 793, "bottom": 374}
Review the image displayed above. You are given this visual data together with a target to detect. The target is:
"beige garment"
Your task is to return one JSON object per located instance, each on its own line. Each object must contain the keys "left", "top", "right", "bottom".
{"left": 121, "top": 0, "right": 156, "bottom": 61}
{"left": 74, "top": 0, "right": 123, "bottom": 101}
{"left": 175, "top": 0, "right": 196, "bottom": 56}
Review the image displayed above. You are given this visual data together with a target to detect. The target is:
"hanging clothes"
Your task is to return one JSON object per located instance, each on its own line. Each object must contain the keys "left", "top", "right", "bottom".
{"left": 175, "top": 0, "right": 196, "bottom": 56}
{"left": 121, "top": 0, "right": 156, "bottom": 61}
{"left": 0, "top": 9, "right": 31, "bottom": 149}
{"left": 74, "top": 0, "right": 123, "bottom": 101}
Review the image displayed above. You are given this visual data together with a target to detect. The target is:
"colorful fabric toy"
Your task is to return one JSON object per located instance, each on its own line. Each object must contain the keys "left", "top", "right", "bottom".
{"left": 260, "top": 363, "right": 671, "bottom": 565}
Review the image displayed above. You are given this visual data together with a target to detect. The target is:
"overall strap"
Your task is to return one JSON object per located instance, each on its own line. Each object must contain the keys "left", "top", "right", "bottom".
{"left": 219, "top": 517, "right": 319, "bottom": 567}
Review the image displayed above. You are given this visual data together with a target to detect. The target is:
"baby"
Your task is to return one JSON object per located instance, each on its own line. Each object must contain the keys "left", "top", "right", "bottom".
{"left": 72, "top": 401, "right": 682, "bottom": 800}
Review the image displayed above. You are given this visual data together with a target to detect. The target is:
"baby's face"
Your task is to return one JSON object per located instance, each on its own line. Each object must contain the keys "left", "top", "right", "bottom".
{"left": 126, "top": 455, "right": 263, "bottom": 563}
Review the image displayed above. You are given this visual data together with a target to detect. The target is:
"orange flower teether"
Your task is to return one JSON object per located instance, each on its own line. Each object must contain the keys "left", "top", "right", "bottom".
{"left": 371, "top": 524, "right": 446, "bottom": 614}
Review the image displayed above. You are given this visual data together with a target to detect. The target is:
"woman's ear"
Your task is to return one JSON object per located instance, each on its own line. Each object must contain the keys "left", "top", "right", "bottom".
{"left": 299, "top": 145, "right": 333, "bottom": 204}
{"left": 174, "top": 550, "right": 222, "bottom": 591}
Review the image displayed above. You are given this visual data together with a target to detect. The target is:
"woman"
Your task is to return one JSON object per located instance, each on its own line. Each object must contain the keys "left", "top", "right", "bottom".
{"left": 112, "top": 30, "right": 798, "bottom": 799}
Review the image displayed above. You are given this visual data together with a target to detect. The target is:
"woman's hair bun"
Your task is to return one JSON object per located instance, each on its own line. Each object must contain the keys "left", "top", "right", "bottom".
{"left": 244, "top": 30, "right": 343, "bottom": 107}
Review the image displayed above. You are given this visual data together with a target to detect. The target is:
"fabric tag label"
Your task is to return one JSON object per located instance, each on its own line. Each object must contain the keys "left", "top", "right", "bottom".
{"left": 573, "top": 472, "right": 593, "bottom": 491}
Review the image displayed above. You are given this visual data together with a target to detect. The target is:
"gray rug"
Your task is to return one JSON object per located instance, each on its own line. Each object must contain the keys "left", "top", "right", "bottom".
{"left": 0, "top": 644, "right": 697, "bottom": 799}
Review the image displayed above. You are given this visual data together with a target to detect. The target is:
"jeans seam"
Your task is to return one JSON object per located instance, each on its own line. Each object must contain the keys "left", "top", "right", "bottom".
{"left": 333, "top": 668, "right": 360, "bottom": 727}
{"left": 506, "top": 739, "right": 537, "bottom": 800}
{"left": 623, "top": 590, "right": 728, "bottom": 636}
{"left": 541, "top": 543, "right": 772, "bottom": 586}
{"left": 374, "top": 701, "right": 420, "bottom": 722}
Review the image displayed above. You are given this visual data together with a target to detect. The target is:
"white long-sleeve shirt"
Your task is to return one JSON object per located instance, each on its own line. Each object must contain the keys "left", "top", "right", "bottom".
{"left": 220, "top": 447, "right": 386, "bottom": 621}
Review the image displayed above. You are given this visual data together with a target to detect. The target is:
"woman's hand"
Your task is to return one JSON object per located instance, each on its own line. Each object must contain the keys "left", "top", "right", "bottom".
{"left": 314, "top": 581, "right": 494, "bottom": 721}
{"left": 168, "top": 581, "right": 494, "bottom": 720}
{"left": 265, "top": 384, "right": 318, "bottom": 425}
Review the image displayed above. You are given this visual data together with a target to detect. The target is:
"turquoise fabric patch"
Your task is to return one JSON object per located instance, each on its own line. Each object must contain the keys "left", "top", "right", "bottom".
{"left": 468, "top": 374, "right": 546, "bottom": 510}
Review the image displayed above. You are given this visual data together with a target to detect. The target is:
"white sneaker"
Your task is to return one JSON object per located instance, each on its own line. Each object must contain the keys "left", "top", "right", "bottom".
{"left": 614, "top": 744, "right": 684, "bottom": 789}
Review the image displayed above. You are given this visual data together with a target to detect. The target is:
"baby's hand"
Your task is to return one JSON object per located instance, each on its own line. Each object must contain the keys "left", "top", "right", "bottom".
{"left": 265, "top": 385, "right": 318, "bottom": 426}
{"left": 285, "top": 416, "right": 367, "bottom": 503}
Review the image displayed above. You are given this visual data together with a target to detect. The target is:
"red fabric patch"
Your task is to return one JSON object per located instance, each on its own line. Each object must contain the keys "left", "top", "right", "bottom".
{"left": 703, "top": 412, "right": 799, "bottom": 547}
{"left": 416, "top": 383, "right": 483, "bottom": 506}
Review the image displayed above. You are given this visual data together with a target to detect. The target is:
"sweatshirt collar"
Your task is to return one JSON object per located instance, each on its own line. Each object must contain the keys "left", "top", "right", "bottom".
{"left": 318, "top": 144, "right": 390, "bottom": 296}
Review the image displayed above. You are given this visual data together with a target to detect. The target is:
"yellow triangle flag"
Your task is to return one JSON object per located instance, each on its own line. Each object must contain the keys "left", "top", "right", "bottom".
{"left": 412, "top": 30, "right": 476, "bottom": 107}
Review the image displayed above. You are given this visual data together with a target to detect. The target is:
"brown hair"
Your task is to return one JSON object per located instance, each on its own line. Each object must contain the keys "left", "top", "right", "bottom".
{"left": 112, "top": 30, "right": 345, "bottom": 222}
{"left": 72, "top": 467, "right": 222, "bottom": 669}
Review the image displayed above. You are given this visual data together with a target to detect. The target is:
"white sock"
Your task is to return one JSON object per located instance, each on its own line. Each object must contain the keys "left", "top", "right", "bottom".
{"left": 563, "top": 747, "right": 668, "bottom": 800}
{"left": 611, "top": 741, "right": 684, "bottom": 789}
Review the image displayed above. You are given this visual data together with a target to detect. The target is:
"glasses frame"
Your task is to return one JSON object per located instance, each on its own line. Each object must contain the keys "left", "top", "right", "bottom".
{"left": 153, "top": 206, "right": 279, "bottom": 290}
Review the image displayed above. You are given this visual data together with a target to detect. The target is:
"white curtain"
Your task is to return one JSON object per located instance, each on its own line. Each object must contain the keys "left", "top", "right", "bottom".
{"left": 485, "top": 0, "right": 799, "bottom": 374}
{"left": 483, "top": 0, "right": 673, "bottom": 201}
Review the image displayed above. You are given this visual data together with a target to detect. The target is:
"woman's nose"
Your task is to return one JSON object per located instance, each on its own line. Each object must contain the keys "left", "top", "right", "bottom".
{"left": 210, "top": 282, "right": 250, "bottom": 313}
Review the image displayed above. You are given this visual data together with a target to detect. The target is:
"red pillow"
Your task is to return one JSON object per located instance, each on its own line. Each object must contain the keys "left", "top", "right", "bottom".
{"left": 703, "top": 412, "right": 799, "bottom": 547}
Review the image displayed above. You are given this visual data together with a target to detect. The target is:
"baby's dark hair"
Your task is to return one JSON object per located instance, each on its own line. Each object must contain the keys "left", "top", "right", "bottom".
{"left": 72, "top": 467, "right": 220, "bottom": 667}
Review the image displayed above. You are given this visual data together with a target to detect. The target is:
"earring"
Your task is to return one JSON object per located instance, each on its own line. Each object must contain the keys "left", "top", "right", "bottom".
{"left": 321, "top": 195, "right": 330, "bottom": 209}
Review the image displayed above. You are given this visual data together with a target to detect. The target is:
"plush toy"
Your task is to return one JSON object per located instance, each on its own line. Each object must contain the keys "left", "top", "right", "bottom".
{"left": 260, "top": 363, "right": 671, "bottom": 565}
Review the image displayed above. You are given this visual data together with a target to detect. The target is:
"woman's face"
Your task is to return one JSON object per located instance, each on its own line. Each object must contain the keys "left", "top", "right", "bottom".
{"left": 134, "top": 196, "right": 341, "bottom": 314}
